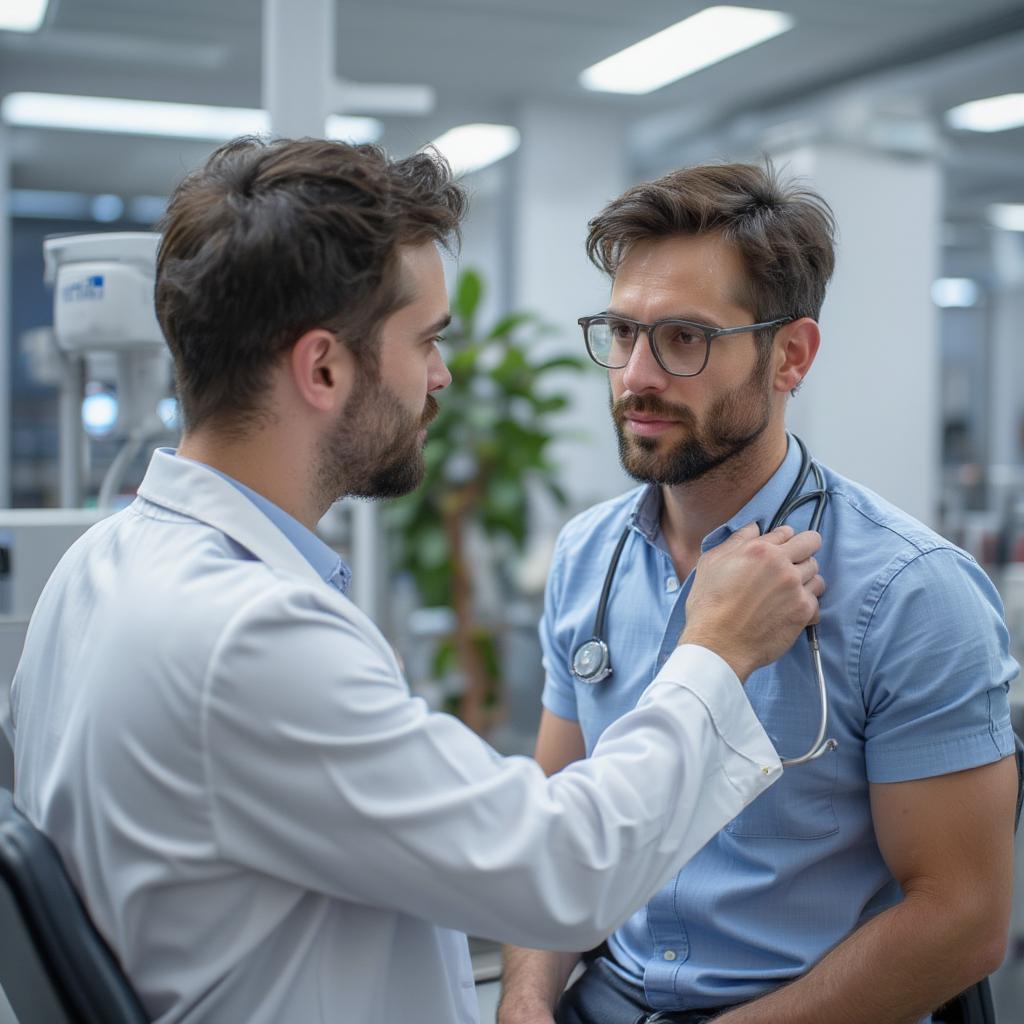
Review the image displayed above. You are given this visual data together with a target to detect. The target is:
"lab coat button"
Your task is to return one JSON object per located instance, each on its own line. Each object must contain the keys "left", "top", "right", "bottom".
{"left": 663, "top": 950, "right": 677, "bottom": 961}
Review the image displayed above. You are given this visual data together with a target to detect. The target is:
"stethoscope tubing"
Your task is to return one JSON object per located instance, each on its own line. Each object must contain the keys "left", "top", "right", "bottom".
{"left": 570, "top": 434, "right": 838, "bottom": 768}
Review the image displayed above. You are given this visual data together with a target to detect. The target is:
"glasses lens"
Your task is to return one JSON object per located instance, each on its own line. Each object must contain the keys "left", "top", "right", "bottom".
{"left": 586, "top": 317, "right": 634, "bottom": 367}
{"left": 652, "top": 321, "right": 708, "bottom": 375}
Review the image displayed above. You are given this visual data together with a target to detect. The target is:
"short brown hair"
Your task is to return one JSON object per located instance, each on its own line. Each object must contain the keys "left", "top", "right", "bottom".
{"left": 586, "top": 161, "right": 836, "bottom": 326}
{"left": 155, "top": 136, "right": 467, "bottom": 432}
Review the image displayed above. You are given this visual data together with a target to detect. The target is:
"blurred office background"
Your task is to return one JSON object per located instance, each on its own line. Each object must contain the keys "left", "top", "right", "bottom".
{"left": 2, "top": 0, "right": 1024, "bottom": 1020}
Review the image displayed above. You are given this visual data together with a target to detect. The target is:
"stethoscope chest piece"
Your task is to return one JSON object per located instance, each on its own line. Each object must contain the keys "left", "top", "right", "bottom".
{"left": 572, "top": 638, "right": 612, "bottom": 684}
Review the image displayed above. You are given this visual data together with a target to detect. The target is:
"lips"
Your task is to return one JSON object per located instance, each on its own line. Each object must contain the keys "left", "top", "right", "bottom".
{"left": 623, "top": 414, "right": 680, "bottom": 437}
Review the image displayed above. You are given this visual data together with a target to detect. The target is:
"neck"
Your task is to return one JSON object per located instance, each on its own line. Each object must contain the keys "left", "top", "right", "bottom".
{"left": 177, "top": 427, "right": 322, "bottom": 531}
{"left": 659, "top": 427, "right": 789, "bottom": 576}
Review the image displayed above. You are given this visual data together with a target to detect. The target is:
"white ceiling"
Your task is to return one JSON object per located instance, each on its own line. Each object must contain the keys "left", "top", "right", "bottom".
{"left": 3, "top": 0, "right": 1024, "bottom": 246}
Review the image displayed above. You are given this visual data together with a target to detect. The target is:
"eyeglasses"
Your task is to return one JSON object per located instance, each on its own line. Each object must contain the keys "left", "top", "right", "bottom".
{"left": 578, "top": 313, "right": 793, "bottom": 378}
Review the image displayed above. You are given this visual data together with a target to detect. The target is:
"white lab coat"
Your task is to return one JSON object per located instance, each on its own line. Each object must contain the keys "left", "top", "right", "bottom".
{"left": 9, "top": 449, "right": 781, "bottom": 1023}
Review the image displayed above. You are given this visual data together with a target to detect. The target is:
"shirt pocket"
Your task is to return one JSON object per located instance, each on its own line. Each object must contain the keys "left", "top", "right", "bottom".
{"left": 726, "top": 666, "right": 840, "bottom": 839}
{"left": 725, "top": 740, "right": 839, "bottom": 838}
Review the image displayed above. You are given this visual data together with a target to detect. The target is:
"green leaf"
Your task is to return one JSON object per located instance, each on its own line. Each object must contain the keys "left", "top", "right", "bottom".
{"left": 535, "top": 355, "right": 588, "bottom": 375}
{"left": 487, "top": 312, "right": 535, "bottom": 339}
{"left": 453, "top": 270, "right": 483, "bottom": 327}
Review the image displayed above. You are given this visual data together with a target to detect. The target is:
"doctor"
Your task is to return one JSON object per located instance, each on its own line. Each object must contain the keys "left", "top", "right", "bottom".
{"left": 8, "top": 137, "right": 823, "bottom": 1024}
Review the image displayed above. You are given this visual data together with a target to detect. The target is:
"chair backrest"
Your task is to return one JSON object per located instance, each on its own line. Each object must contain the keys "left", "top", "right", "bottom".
{"left": 934, "top": 732, "right": 1024, "bottom": 1024}
{"left": 0, "top": 788, "right": 148, "bottom": 1024}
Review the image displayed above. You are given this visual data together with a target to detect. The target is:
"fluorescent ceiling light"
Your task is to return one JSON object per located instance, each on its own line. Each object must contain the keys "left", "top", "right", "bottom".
{"left": 325, "top": 114, "right": 382, "bottom": 144}
{"left": 0, "top": 0, "right": 49, "bottom": 33}
{"left": 988, "top": 203, "right": 1024, "bottom": 232}
{"left": 580, "top": 6, "right": 793, "bottom": 95}
{"left": 931, "top": 278, "right": 980, "bottom": 309}
{"left": 428, "top": 123, "right": 520, "bottom": 176}
{"left": 947, "top": 94, "right": 1024, "bottom": 133}
{"left": 2, "top": 93, "right": 266, "bottom": 139}
{"left": 2, "top": 93, "right": 382, "bottom": 143}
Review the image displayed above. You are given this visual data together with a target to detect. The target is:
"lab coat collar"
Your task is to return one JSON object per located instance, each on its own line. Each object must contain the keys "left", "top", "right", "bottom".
{"left": 135, "top": 448, "right": 327, "bottom": 589}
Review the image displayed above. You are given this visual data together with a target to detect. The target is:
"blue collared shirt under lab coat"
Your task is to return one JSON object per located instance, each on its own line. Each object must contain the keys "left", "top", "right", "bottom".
{"left": 541, "top": 437, "right": 1018, "bottom": 1014}
{"left": 177, "top": 452, "right": 352, "bottom": 595}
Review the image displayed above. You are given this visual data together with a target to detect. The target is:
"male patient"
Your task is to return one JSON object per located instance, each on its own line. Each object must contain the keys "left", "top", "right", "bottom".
{"left": 500, "top": 163, "right": 1019, "bottom": 1024}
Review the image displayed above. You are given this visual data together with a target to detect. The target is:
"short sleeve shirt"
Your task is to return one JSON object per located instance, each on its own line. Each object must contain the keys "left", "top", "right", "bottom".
{"left": 541, "top": 438, "right": 1018, "bottom": 1011}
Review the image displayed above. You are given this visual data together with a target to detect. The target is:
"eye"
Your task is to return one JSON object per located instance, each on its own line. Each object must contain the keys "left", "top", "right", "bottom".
{"left": 663, "top": 324, "right": 702, "bottom": 347}
{"left": 608, "top": 320, "right": 634, "bottom": 340}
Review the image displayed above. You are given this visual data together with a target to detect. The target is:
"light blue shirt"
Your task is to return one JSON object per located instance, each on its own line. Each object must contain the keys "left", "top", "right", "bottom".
{"left": 174, "top": 451, "right": 351, "bottom": 594}
{"left": 541, "top": 436, "right": 1018, "bottom": 1013}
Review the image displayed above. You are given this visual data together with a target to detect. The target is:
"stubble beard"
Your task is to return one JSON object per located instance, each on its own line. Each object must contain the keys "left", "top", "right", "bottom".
{"left": 611, "top": 347, "right": 774, "bottom": 487}
{"left": 316, "top": 363, "right": 439, "bottom": 504}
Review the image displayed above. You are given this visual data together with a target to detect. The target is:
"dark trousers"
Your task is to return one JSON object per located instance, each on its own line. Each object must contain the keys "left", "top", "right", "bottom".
{"left": 554, "top": 957, "right": 734, "bottom": 1024}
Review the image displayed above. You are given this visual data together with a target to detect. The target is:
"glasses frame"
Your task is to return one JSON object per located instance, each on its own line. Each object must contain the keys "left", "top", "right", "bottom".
{"left": 578, "top": 313, "right": 793, "bottom": 378}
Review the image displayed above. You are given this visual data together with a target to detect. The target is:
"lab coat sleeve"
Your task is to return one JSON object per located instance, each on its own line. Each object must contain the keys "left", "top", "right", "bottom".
{"left": 200, "top": 583, "right": 781, "bottom": 950}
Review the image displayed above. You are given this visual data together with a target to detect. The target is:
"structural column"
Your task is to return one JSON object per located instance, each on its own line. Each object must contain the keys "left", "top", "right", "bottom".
{"left": 989, "top": 231, "right": 1024, "bottom": 471}
{"left": 772, "top": 142, "right": 942, "bottom": 526}
{"left": 262, "top": 0, "right": 330, "bottom": 137}
{"left": 0, "top": 124, "right": 10, "bottom": 507}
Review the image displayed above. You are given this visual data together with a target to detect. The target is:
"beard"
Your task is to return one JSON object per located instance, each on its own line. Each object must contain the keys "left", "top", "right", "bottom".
{"left": 316, "top": 370, "right": 439, "bottom": 503}
{"left": 611, "top": 346, "right": 773, "bottom": 486}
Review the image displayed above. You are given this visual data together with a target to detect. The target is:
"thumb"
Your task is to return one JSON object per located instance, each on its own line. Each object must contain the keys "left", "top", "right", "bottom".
{"left": 730, "top": 522, "right": 761, "bottom": 541}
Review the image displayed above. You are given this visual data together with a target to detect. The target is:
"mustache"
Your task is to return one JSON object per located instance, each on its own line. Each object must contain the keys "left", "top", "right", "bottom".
{"left": 421, "top": 394, "right": 440, "bottom": 427}
{"left": 611, "top": 393, "right": 696, "bottom": 427}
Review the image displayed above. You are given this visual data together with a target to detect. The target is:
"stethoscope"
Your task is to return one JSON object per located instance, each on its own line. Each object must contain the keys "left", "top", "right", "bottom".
{"left": 570, "top": 435, "right": 838, "bottom": 768}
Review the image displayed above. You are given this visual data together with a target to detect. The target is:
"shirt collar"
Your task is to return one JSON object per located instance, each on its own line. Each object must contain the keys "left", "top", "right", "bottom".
{"left": 172, "top": 451, "right": 352, "bottom": 593}
{"left": 626, "top": 434, "right": 807, "bottom": 553}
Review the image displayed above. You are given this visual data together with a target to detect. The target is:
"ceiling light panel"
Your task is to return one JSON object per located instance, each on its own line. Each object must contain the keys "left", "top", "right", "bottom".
{"left": 2, "top": 93, "right": 381, "bottom": 144}
{"left": 428, "top": 124, "right": 520, "bottom": 177}
{"left": 947, "top": 94, "right": 1024, "bottom": 134}
{"left": 989, "top": 204, "right": 1024, "bottom": 232}
{"left": 0, "top": 0, "right": 49, "bottom": 33}
{"left": 580, "top": 6, "right": 794, "bottom": 95}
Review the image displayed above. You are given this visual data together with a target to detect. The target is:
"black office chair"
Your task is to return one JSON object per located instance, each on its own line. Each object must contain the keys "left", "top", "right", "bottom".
{"left": 0, "top": 788, "right": 149, "bottom": 1024}
{"left": 933, "top": 733, "right": 1024, "bottom": 1024}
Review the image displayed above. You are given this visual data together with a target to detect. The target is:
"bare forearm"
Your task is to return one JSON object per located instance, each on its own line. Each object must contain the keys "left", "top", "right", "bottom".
{"left": 715, "top": 892, "right": 1006, "bottom": 1024}
{"left": 498, "top": 946, "right": 581, "bottom": 1023}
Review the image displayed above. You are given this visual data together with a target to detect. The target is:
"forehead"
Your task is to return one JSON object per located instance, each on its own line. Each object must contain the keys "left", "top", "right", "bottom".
{"left": 609, "top": 233, "right": 751, "bottom": 319}
{"left": 398, "top": 241, "right": 446, "bottom": 304}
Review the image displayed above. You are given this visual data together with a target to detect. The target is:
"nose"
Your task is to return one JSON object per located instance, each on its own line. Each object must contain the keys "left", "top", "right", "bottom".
{"left": 620, "top": 329, "right": 668, "bottom": 395}
{"left": 428, "top": 345, "right": 452, "bottom": 392}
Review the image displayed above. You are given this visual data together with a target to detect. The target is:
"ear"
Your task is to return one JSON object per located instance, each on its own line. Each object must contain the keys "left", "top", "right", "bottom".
{"left": 288, "top": 328, "right": 355, "bottom": 414}
{"left": 772, "top": 318, "right": 820, "bottom": 394}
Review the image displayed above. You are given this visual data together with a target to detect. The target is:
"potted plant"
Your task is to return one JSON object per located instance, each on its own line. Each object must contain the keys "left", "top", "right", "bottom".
{"left": 385, "top": 268, "right": 587, "bottom": 734}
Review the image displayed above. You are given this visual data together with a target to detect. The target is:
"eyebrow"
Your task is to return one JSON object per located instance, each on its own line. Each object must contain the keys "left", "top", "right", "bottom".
{"left": 422, "top": 313, "right": 452, "bottom": 338}
{"left": 604, "top": 306, "right": 722, "bottom": 328}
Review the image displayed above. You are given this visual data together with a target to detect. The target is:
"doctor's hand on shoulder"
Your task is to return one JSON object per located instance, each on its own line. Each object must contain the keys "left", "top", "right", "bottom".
{"left": 682, "top": 523, "right": 823, "bottom": 683}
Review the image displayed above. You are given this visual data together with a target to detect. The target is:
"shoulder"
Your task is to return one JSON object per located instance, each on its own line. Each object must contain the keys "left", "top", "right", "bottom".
{"left": 824, "top": 466, "right": 952, "bottom": 559}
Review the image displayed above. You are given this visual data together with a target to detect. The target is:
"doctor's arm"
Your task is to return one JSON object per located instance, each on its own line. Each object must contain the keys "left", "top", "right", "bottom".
{"left": 712, "top": 755, "right": 1017, "bottom": 1024}
{"left": 205, "top": 524, "right": 819, "bottom": 953}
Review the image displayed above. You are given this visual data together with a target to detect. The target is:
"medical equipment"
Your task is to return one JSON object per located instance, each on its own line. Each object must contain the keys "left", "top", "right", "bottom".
{"left": 570, "top": 435, "right": 838, "bottom": 767}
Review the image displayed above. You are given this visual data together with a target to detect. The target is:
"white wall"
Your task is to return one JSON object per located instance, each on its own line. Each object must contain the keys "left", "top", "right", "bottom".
{"left": 778, "top": 143, "right": 942, "bottom": 526}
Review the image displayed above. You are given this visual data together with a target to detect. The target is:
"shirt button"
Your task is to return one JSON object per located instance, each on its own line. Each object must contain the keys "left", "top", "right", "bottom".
{"left": 663, "top": 950, "right": 677, "bottom": 961}
{"left": 665, "top": 576, "right": 679, "bottom": 593}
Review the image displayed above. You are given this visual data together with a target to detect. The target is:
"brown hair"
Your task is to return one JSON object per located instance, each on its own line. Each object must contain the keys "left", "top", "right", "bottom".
{"left": 586, "top": 161, "right": 836, "bottom": 327}
{"left": 155, "top": 136, "right": 467, "bottom": 432}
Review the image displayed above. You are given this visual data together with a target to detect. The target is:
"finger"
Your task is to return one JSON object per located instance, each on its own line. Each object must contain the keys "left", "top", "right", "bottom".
{"left": 778, "top": 529, "right": 822, "bottom": 562}
{"left": 797, "top": 556, "right": 819, "bottom": 584}
{"left": 760, "top": 523, "right": 795, "bottom": 545}
{"left": 807, "top": 573, "right": 826, "bottom": 598}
